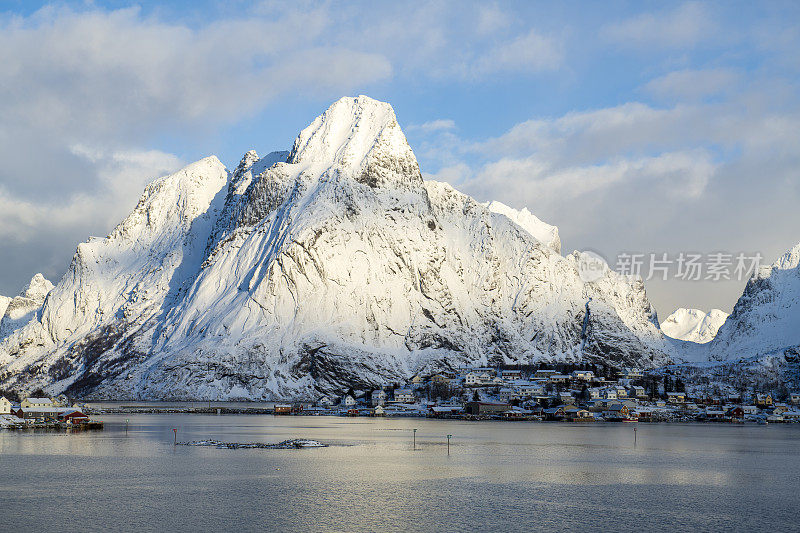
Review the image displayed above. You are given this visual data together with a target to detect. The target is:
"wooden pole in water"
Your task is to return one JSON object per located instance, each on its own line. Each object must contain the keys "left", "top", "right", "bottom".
{"left": 125, "top": 419, "right": 129, "bottom": 434}
{"left": 447, "top": 434, "right": 452, "bottom": 455}
{"left": 173, "top": 428, "right": 177, "bottom": 445}
{"left": 634, "top": 426, "right": 637, "bottom": 447}
{"left": 413, "top": 428, "right": 417, "bottom": 450}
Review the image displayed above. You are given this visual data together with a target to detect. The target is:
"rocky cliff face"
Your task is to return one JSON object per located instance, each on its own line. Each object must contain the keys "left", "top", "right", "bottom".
{"left": 0, "top": 96, "right": 671, "bottom": 400}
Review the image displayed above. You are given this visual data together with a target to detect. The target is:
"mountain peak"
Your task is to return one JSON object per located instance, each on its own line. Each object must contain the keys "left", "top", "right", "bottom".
{"left": 21, "top": 273, "right": 54, "bottom": 301}
{"left": 485, "top": 200, "right": 561, "bottom": 253}
{"left": 768, "top": 241, "right": 800, "bottom": 273}
{"left": 287, "top": 96, "right": 421, "bottom": 188}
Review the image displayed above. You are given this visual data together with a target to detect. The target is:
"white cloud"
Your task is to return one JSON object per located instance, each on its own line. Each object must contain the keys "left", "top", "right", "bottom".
{"left": 0, "top": 147, "right": 183, "bottom": 242}
{"left": 476, "top": 4, "right": 512, "bottom": 36}
{"left": 0, "top": 6, "right": 391, "bottom": 140}
{"left": 601, "top": 2, "right": 715, "bottom": 49}
{"left": 456, "top": 149, "right": 716, "bottom": 209}
{"left": 645, "top": 68, "right": 741, "bottom": 101}
{"left": 407, "top": 119, "right": 457, "bottom": 133}
{"left": 470, "top": 29, "right": 562, "bottom": 77}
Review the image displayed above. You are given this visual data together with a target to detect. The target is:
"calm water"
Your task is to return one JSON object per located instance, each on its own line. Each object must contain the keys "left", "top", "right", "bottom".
{"left": 1, "top": 414, "right": 799, "bottom": 532}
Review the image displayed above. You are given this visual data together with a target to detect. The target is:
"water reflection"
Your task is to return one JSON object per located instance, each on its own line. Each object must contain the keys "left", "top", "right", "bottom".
{"left": 2, "top": 415, "right": 799, "bottom": 531}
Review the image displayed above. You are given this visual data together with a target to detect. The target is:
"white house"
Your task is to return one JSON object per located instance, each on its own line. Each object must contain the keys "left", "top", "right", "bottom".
{"left": 464, "top": 370, "right": 502, "bottom": 387}
{"left": 513, "top": 381, "right": 545, "bottom": 396}
{"left": 0, "top": 396, "right": 12, "bottom": 414}
{"left": 615, "top": 386, "right": 629, "bottom": 399}
{"left": 21, "top": 397, "right": 53, "bottom": 409}
{"left": 498, "top": 388, "right": 519, "bottom": 402}
{"left": 587, "top": 388, "right": 601, "bottom": 400}
{"left": 790, "top": 392, "right": 800, "bottom": 405}
{"left": 317, "top": 396, "right": 336, "bottom": 407}
{"left": 630, "top": 386, "right": 647, "bottom": 399}
{"left": 371, "top": 389, "right": 387, "bottom": 406}
{"left": 501, "top": 370, "right": 523, "bottom": 382}
{"left": 602, "top": 388, "right": 618, "bottom": 400}
{"left": 340, "top": 395, "right": 356, "bottom": 408}
{"left": 464, "top": 371, "right": 489, "bottom": 386}
{"left": 393, "top": 389, "right": 415, "bottom": 403}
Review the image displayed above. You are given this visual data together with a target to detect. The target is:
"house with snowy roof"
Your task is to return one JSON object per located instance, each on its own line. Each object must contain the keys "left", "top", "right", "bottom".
{"left": 629, "top": 386, "right": 647, "bottom": 399}
{"left": 393, "top": 389, "right": 415, "bottom": 403}
{"left": 21, "top": 397, "right": 53, "bottom": 409}
{"left": 755, "top": 393, "right": 773, "bottom": 408}
{"left": 603, "top": 403, "right": 631, "bottom": 421}
{"left": 666, "top": 392, "right": 686, "bottom": 403}
{"left": 371, "top": 389, "right": 387, "bottom": 406}
{"left": 571, "top": 370, "right": 594, "bottom": 381}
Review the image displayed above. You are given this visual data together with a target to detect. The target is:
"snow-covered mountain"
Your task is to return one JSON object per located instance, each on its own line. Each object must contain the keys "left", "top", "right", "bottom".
{"left": 484, "top": 201, "right": 560, "bottom": 253}
{"left": 708, "top": 242, "right": 800, "bottom": 361}
{"left": 0, "top": 296, "right": 10, "bottom": 325}
{"left": 0, "top": 96, "right": 672, "bottom": 400}
{"left": 660, "top": 308, "right": 728, "bottom": 344}
{"left": 0, "top": 274, "right": 54, "bottom": 339}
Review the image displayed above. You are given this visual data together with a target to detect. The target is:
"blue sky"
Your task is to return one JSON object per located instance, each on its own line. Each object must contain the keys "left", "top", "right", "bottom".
{"left": 0, "top": 1, "right": 798, "bottom": 317}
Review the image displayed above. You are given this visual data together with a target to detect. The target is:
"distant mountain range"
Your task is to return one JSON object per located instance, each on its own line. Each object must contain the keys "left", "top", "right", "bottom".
{"left": 661, "top": 308, "right": 728, "bottom": 344}
{"left": 1, "top": 96, "right": 798, "bottom": 400}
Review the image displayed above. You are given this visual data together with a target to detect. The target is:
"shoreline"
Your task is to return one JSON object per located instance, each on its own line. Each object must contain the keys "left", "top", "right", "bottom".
{"left": 81, "top": 406, "right": 795, "bottom": 424}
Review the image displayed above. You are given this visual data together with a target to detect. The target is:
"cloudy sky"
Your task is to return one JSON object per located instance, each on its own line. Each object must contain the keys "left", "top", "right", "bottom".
{"left": 1, "top": 1, "right": 798, "bottom": 318}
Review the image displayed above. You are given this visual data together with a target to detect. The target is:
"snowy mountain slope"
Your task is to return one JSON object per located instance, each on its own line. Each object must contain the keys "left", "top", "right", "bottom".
{"left": 0, "top": 96, "right": 672, "bottom": 400}
{"left": 0, "top": 157, "right": 228, "bottom": 388}
{"left": 660, "top": 308, "right": 728, "bottom": 344}
{"left": 0, "top": 274, "right": 54, "bottom": 339}
{"left": 484, "top": 201, "right": 561, "bottom": 253}
{"left": 708, "top": 242, "right": 800, "bottom": 361}
{"left": 0, "top": 296, "right": 10, "bottom": 324}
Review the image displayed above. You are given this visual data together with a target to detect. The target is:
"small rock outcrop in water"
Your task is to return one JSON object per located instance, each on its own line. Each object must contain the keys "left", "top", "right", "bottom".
{"left": 180, "top": 439, "right": 326, "bottom": 449}
{"left": 0, "top": 95, "right": 675, "bottom": 400}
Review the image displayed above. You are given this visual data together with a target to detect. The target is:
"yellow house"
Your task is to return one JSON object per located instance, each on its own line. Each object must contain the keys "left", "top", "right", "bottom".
{"left": 755, "top": 393, "right": 773, "bottom": 407}
{"left": 21, "top": 397, "right": 53, "bottom": 409}
{"left": 0, "top": 396, "right": 12, "bottom": 414}
{"left": 410, "top": 375, "right": 425, "bottom": 386}
{"left": 430, "top": 374, "right": 451, "bottom": 385}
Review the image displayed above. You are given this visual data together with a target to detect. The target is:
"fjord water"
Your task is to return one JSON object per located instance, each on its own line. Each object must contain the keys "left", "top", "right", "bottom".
{"left": 2, "top": 415, "right": 799, "bottom": 532}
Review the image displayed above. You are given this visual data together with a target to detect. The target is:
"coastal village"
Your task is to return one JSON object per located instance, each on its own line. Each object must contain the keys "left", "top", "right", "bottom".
{"left": 3, "top": 365, "right": 799, "bottom": 426}
{"left": 0, "top": 394, "right": 100, "bottom": 429}
{"left": 289, "top": 365, "right": 800, "bottom": 424}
